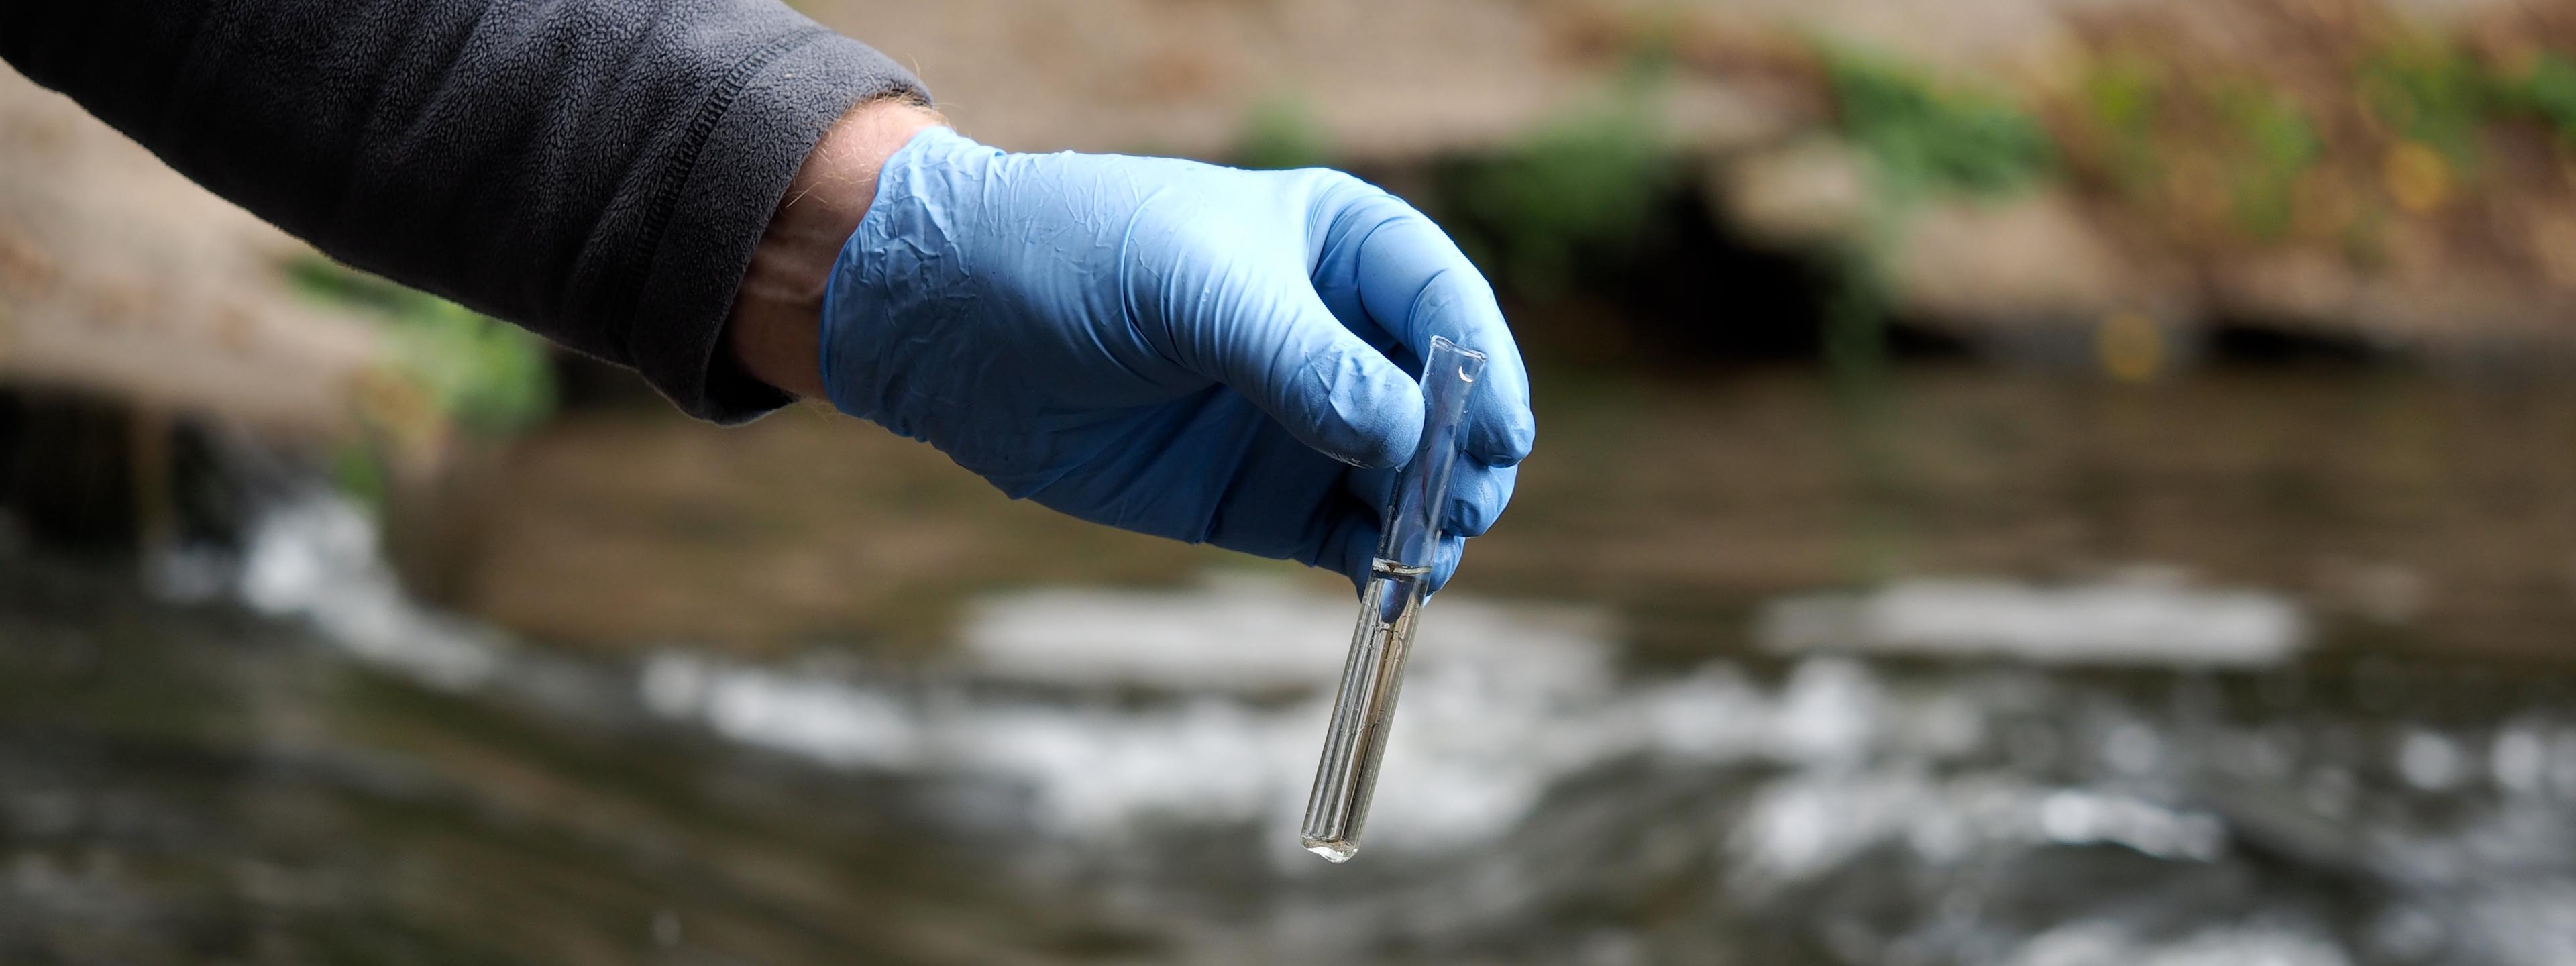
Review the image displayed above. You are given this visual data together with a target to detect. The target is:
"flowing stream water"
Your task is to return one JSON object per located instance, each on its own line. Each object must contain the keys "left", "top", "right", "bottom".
{"left": 5, "top": 366, "right": 2576, "bottom": 964}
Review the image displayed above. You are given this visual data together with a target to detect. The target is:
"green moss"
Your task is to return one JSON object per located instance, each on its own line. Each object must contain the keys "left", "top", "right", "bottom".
{"left": 2357, "top": 42, "right": 2576, "bottom": 162}
{"left": 388, "top": 299, "right": 555, "bottom": 437}
{"left": 1452, "top": 98, "right": 1677, "bottom": 297}
{"left": 2503, "top": 52, "right": 2576, "bottom": 146}
{"left": 1823, "top": 50, "right": 2055, "bottom": 199}
{"left": 331, "top": 441, "right": 390, "bottom": 513}
{"left": 2359, "top": 39, "right": 2491, "bottom": 164}
{"left": 2075, "top": 56, "right": 2168, "bottom": 192}
{"left": 2210, "top": 82, "right": 2321, "bottom": 239}
{"left": 286, "top": 255, "right": 555, "bottom": 438}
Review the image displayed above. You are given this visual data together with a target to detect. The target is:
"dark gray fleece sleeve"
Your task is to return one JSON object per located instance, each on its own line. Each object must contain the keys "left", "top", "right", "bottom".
{"left": 1, "top": 0, "right": 926, "bottom": 422}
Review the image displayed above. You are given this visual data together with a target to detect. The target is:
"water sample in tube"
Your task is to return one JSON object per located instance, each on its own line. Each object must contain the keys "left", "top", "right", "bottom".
{"left": 1300, "top": 335, "right": 1488, "bottom": 863}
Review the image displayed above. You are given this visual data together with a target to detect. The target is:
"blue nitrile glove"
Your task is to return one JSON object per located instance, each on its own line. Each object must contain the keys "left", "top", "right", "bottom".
{"left": 820, "top": 127, "right": 1535, "bottom": 592}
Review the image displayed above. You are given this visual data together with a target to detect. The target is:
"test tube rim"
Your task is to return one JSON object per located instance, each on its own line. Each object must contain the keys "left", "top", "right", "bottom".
{"left": 1426, "top": 335, "right": 1489, "bottom": 384}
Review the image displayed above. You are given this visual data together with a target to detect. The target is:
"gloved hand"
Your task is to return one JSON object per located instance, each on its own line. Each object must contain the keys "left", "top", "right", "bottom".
{"left": 820, "top": 127, "right": 1534, "bottom": 592}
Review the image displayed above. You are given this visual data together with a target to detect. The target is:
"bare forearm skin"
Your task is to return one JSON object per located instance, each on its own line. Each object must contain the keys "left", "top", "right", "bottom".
{"left": 724, "top": 98, "right": 945, "bottom": 400}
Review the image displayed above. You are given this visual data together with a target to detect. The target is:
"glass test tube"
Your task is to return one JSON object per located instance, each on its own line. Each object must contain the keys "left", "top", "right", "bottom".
{"left": 1300, "top": 335, "right": 1488, "bottom": 863}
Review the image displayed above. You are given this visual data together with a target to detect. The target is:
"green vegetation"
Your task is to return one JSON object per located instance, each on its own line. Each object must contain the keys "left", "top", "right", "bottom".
{"left": 1823, "top": 50, "right": 2054, "bottom": 199}
{"left": 1451, "top": 97, "right": 1677, "bottom": 297}
{"left": 2355, "top": 40, "right": 2576, "bottom": 164}
{"left": 331, "top": 439, "right": 391, "bottom": 511}
{"left": 2067, "top": 57, "right": 2324, "bottom": 241}
{"left": 2210, "top": 81, "right": 2322, "bottom": 239}
{"left": 1805, "top": 50, "right": 2049, "bottom": 443}
{"left": 2075, "top": 56, "right": 2167, "bottom": 192}
{"left": 2359, "top": 39, "right": 2491, "bottom": 164}
{"left": 2503, "top": 52, "right": 2576, "bottom": 146}
{"left": 285, "top": 254, "right": 555, "bottom": 438}
{"left": 1234, "top": 94, "right": 1334, "bottom": 170}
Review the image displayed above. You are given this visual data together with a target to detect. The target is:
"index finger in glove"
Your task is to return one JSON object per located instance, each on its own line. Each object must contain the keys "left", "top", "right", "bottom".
{"left": 1309, "top": 184, "right": 1536, "bottom": 469}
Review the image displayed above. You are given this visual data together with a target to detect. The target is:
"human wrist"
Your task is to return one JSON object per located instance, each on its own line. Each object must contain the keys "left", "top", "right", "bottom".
{"left": 723, "top": 95, "right": 942, "bottom": 399}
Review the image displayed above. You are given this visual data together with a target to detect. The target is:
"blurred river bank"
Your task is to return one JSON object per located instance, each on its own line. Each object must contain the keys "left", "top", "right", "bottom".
{"left": 21, "top": 0, "right": 2576, "bottom": 442}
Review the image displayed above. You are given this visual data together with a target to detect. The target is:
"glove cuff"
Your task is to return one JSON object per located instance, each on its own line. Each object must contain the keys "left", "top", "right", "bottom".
{"left": 818, "top": 126, "right": 994, "bottom": 435}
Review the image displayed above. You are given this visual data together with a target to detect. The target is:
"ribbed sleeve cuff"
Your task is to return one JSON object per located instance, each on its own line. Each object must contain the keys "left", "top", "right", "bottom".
{"left": 628, "top": 30, "right": 925, "bottom": 423}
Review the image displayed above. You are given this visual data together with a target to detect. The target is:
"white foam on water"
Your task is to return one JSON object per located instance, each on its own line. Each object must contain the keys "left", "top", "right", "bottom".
{"left": 235, "top": 494, "right": 502, "bottom": 690}
{"left": 640, "top": 654, "right": 920, "bottom": 769}
{"left": 642, "top": 577, "right": 1636, "bottom": 857}
{"left": 645, "top": 577, "right": 2263, "bottom": 863}
{"left": 631, "top": 578, "right": 2108, "bottom": 864}
{"left": 959, "top": 574, "right": 1348, "bottom": 692}
{"left": 2004, "top": 922, "right": 2351, "bottom": 966}
{"left": 2491, "top": 724, "right": 2549, "bottom": 794}
{"left": 944, "top": 699, "right": 1297, "bottom": 837}
{"left": 1757, "top": 575, "right": 2306, "bottom": 667}
{"left": 2398, "top": 729, "right": 2467, "bottom": 792}
{"left": 959, "top": 572, "right": 1614, "bottom": 694}
{"left": 1731, "top": 771, "right": 2226, "bottom": 890}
